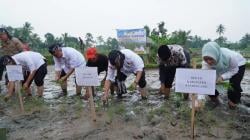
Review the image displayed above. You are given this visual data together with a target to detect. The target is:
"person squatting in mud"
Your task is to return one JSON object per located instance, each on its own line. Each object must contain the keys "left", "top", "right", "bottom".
{"left": 0, "top": 51, "right": 47, "bottom": 101}
{"left": 81, "top": 47, "right": 108, "bottom": 100}
{"left": 202, "top": 42, "right": 246, "bottom": 109}
{"left": 48, "top": 43, "right": 86, "bottom": 97}
{"left": 157, "top": 44, "right": 191, "bottom": 99}
{"left": 102, "top": 49, "right": 147, "bottom": 101}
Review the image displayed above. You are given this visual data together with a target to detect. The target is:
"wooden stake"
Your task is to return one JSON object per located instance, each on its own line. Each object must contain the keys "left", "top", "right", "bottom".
{"left": 191, "top": 60, "right": 197, "bottom": 139}
{"left": 15, "top": 81, "right": 24, "bottom": 113}
{"left": 88, "top": 86, "right": 96, "bottom": 121}
{"left": 191, "top": 94, "right": 195, "bottom": 139}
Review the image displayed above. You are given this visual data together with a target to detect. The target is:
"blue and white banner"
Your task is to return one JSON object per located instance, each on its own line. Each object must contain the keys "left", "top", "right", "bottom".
{"left": 116, "top": 28, "right": 147, "bottom": 54}
{"left": 116, "top": 28, "right": 146, "bottom": 43}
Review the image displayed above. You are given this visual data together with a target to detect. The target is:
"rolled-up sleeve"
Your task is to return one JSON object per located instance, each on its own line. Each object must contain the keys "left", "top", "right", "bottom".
{"left": 106, "top": 63, "right": 116, "bottom": 82}
{"left": 53, "top": 57, "right": 61, "bottom": 71}
{"left": 201, "top": 61, "right": 210, "bottom": 69}
{"left": 134, "top": 58, "right": 144, "bottom": 72}
{"left": 221, "top": 57, "right": 239, "bottom": 80}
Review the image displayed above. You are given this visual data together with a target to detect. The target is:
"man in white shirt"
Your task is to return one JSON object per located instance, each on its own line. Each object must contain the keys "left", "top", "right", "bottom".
{"left": 1, "top": 51, "right": 47, "bottom": 101}
{"left": 48, "top": 43, "right": 86, "bottom": 96}
{"left": 102, "top": 49, "right": 147, "bottom": 101}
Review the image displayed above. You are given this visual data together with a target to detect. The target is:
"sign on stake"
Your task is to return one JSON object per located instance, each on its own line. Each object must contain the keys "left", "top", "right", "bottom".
{"left": 75, "top": 66, "right": 99, "bottom": 122}
{"left": 6, "top": 65, "right": 24, "bottom": 113}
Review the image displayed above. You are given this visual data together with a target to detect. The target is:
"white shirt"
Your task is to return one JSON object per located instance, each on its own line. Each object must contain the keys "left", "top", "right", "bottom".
{"left": 12, "top": 51, "right": 45, "bottom": 71}
{"left": 106, "top": 49, "right": 144, "bottom": 81}
{"left": 53, "top": 47, "right": 86, "bottom": 73}
{"left": 202, "top": 48, "right": 246, "bottom": 80}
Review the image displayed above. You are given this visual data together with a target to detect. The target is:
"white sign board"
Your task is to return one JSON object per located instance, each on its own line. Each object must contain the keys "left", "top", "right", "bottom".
{"left": 6, "top": 65, "right": 24, "bottom": 81}
{"left": 175, "top": 68, "right": 216, "bottom": 95}
{"left": 75, "top": 66, "right": 100, "bottom": 86}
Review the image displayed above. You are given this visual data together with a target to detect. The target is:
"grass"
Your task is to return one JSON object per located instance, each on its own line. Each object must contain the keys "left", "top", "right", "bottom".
{"left": 58, "top": 104, "right": 67, "bottom": 115}
{"left": 107, "top": 102, "right": 126, "bottom": 121}
{"left": 24, "top": 97, "right": 47, "bottom": 112}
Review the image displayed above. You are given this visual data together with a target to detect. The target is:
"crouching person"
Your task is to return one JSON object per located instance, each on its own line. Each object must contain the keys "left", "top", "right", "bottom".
{"left": 102, "top": 49, "right": 147, "bottom": 101}
{"left": 202, "top": 42, "right": 246, "bottom": 109}
{"left": 157, "top": 44, "right": 190, "bottom": 99}
{"left": 81, "top": 47, "right": 108, "bottom": 100}
{"left": 2, "top": 51, "right": 47, "bottom": 101}
{"left": 48, "top": 43, "right": 86, "bottom": 97}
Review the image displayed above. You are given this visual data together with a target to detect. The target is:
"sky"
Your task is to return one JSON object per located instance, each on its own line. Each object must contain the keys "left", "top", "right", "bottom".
{"left": 0, "top": 0, "right": 250, "bottom": 42}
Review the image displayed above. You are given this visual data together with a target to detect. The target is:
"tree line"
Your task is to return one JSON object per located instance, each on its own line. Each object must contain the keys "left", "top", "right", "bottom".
{"left": 1, "top": 22, "right": 249, "bottom": 63}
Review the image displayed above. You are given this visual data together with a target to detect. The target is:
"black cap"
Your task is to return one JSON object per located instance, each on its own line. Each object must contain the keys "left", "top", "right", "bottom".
{"left": 48, "top": 43, "right": 62, "bottom": 54}
{"left": 158, "top": 45, "right": 171, "bottom": 61}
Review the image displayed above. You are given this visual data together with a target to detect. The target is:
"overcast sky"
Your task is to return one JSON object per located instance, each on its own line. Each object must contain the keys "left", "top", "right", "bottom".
{"left": 1, "top": 0, "right": 249, "bottom": 42}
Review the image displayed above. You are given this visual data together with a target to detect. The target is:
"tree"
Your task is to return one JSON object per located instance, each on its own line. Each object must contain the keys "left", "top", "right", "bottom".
{"left": 158, "top": 21, "right": 167, "bottom": 37}
{"left": 96, "top": 36, "right": 105, "bottom": 45}
{"left": 240, "top": 33, "right": 250, "bottom": 49}
{"left": 151, "top": 28, "right": 159, "bottom": 36}
{"left": 169, "top": 30, "right": 191, "bottom": 45}
{"left": 85, "top": 33, "right": 95, "bottom": 47}
{"left": 106, "top": 37, "right": 119, "bottom": 50}
{"left": 216, "top": 24, "right": 225, "bottom": 37}
{"left": 44, "top": 33, "right": 56, "bottom": 46}
{"left": 20, "top": 22, "right": 34, "bottom": 42}
{"left": 143, "top": 25, "right": 150, "bottom": 37}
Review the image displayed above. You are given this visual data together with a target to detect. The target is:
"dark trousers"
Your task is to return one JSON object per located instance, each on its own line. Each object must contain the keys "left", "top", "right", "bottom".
{"left": 209, "top": 65, "right": 245, "bottom": 104}
{"left": 23, "top": 63, "right": 47, "bottom": 87}
{"left": 116, "top": 69, "right": 147, "bottom": 88}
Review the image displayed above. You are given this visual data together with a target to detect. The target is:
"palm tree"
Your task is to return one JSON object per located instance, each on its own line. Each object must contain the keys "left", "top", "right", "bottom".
{"left": 96, "top": 36, "right": 105, "bottom": 45}
{"left": 44, "top": 33, "right": 55, "bottom": 46}
{"left": 158, "top": 21, "right": 167, "bottom": 37}
{"left": 216, "top": 24, "right": 225, "bottom": 37}
{"left": 85, "top": 33, "right": 95, "bottom": 47}
{"left": 240, "top": 33, "right": 250, "bottom": 49}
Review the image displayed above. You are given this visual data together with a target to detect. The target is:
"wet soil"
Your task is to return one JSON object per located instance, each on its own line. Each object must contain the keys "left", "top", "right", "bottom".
{"left": 0, "top": 66, "right": 249, "bottom": 140}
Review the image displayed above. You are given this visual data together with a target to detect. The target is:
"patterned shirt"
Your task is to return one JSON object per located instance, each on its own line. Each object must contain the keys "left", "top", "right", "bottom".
{"left": 159, "top": 45, "right": 187, "bottom": 67}
{"left": 0, "top": 37, "right": 23, "bottom": 56}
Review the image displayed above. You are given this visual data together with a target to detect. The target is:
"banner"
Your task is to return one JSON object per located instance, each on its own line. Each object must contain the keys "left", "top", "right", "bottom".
{"left": 116, "top": 28, "right": 147, "bottom": 54}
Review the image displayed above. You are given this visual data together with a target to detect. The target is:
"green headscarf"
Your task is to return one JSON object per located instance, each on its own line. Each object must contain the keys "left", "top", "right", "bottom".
{"left": 202, "top": 42, "right": 230, "bottom": 74}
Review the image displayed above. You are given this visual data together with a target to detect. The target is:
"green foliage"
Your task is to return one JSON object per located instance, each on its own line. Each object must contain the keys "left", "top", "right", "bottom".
{"left": 1, "top": 22, "right": 249, "bottom": 64}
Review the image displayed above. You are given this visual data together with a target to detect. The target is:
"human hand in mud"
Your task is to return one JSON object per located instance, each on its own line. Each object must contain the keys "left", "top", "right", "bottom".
{"left": 216, "top": 76, "right": 223, "bottom": 84}
{"left": 132, "top": 80, "right": 138, "bottom": 89}
{"left": 101, "top": 93, "right": 109, "bottom": 102}
{"left": 23, "top": 82, "right": 29, "bottom": 90}
{"left": 59, "top": 76, "right": 67, "bottom": 83}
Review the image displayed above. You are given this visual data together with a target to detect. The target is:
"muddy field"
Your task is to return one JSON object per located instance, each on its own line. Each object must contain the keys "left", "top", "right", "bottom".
{"left": 0, "top": 66, "right": 250, "bottom": 140}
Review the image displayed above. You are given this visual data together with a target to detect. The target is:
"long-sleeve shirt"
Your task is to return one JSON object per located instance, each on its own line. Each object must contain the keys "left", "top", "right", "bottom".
{"left": 53, "top": 47, "right": 86, "bottom": 73}
{"left": 12, "top": 51, "right": 45, "bottom": 71}
{"left": 106, "top": 49, "right": 144, "bottom": 82}
{"left": 202, "top": 48, "right": 246, "bottom": 80}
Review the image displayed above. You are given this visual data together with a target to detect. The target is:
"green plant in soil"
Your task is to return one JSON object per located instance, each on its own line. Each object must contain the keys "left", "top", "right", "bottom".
{"left": 58, "top": 104, "right": 67, "bottom": 115}
{"left": 107, "top": 102, "right": 126, "bottom": 121}
{"left": 24, "top": 97, "right": 46, "bottom": 112}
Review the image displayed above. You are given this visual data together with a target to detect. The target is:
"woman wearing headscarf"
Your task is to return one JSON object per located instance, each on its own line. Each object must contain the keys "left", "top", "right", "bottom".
{"left": 202, "top": 42, "right": 246, "bottom": 108}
